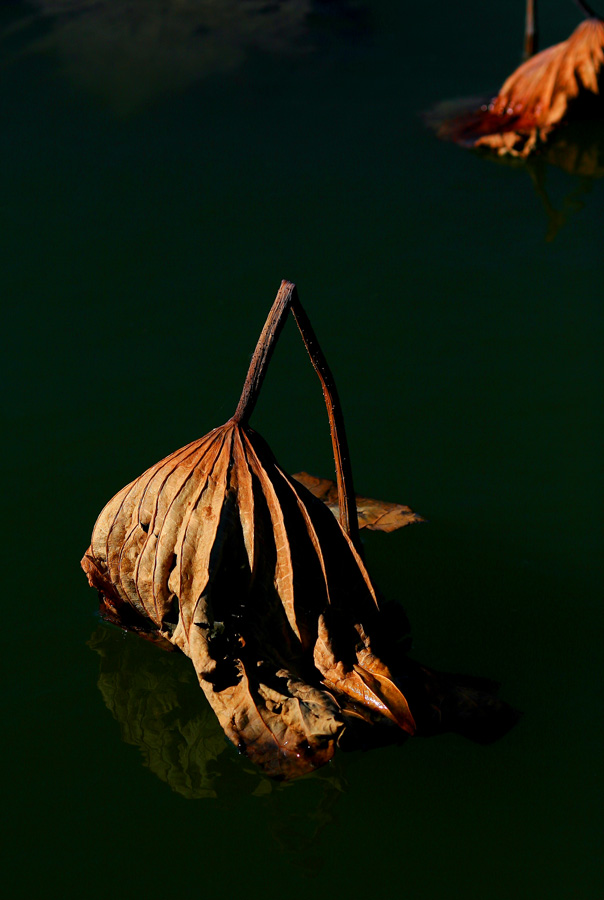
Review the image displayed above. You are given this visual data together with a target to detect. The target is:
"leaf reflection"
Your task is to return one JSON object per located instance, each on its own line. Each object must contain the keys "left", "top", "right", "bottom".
{"left": 88, "top": 623, "right": 348, "bottom": 807}
{"left": 88, "top": 621, "right": 348, "bottom": 869}
{"left": 498, "top": 119, "right": 604, "bottom": 241}
{"left": 427, "top": 99, "right": 604, "bottom": 240}
{"left": 88, "top": 624, "right": 233, "bottom": 799}
{"left": 4, "top": 0, "right": 370, "bottom": 113}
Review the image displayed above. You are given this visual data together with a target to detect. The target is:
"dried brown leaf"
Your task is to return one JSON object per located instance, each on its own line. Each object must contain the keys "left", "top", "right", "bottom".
{"left": 313, "top": 613, "right": 416, "bottom": 734}
{"left": 293, "top": 471, "right": 424, "bottom": 532}
{"left": 82, "top": 418, "right": 360, "bottom": 778}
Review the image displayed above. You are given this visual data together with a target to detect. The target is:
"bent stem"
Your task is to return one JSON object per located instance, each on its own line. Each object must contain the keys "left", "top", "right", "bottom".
{"left": 233, "top": 280, "right": 361, "bottom": 552}
{"left": 233, "top": 280, "right": 295, "bottom": 425}
{"left": 290, "top": 295, "right": 360, "bottom": 551}
{"left": 574, "top": 1, "right": 601, "bottom": 21}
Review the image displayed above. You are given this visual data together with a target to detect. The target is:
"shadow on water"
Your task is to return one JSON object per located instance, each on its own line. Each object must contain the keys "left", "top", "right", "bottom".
{"left": 1, "top": 0, "right": 371, "bottom": 113}
{"left": 426, "top": 96, "right": 604, "bottom": 242}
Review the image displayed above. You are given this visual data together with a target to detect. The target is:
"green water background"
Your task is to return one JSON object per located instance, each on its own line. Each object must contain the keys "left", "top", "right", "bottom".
{"left": 1, "top": 1, "right": 602, "bottom": 898}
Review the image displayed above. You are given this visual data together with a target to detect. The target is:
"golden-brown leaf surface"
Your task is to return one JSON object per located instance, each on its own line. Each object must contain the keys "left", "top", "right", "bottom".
{"left": 313, "top": 614, "right": 416, "bottom": 734}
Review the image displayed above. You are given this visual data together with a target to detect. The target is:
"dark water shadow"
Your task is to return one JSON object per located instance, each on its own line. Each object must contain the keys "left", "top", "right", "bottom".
{"left": 1, "top": 0, "right": 371, "bottom": 113}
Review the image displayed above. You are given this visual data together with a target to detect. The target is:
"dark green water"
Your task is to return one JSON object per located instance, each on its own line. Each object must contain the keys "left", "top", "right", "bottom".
{"left": 2, "top": 2, "right": 602, "bottom": 897}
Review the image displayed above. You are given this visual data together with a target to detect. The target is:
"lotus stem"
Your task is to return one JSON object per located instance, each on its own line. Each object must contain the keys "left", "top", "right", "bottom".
{"left": 233, "top": 281, "right": 361, "bottom": 552}
{"left": 524, "top": 0, "right": 538, "bottom": 59}
{"left": 233, "top": 280, "right": 294, "bottom": 427}
{"left": 289, "top": 292, "right": 361, "bottom": 552}
{"left": 573, "top": 1, "right": 601, "bottom": 21}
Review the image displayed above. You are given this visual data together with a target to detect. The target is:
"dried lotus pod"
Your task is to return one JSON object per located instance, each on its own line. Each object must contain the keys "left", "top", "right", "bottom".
{"left": 82, "top": 281, "right": 417, "bottom": 780}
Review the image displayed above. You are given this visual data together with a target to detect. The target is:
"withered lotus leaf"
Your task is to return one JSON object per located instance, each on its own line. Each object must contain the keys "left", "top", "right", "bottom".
{"left": 433, "top": 11, "right": 604, "bottom": 158}
{"left": 82, "top": 281, "right": 418, "bottom": 779}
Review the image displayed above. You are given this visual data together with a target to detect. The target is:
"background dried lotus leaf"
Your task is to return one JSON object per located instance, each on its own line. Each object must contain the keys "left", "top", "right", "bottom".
{"left": 430, "top": 17, "right": 604, "bottom": 158}
{"left": 476, "top": 18, "right": 604, "bottom": 156}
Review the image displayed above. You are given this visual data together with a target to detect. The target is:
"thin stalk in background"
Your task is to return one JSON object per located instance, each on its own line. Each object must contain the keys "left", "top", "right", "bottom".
{"left": 524, "top": 0, "right": 538, "bottom": 59}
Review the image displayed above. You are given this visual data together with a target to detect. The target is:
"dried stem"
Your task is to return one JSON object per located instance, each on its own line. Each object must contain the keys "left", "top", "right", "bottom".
{"left": 233, "top": 280, "right": 361, "bottom": 552}
{"left": 523, "top": 0, "right": 602, "bottom": 64}
{"left": 524, "top": 0, "right": 538, "bottom": 59}
{"left": 233, "top": 280, "right": 294, "bottom": 426}
{"left": 290, "top": 293, "right": 360, "bottom": 551}
{"left": 573, "top": 1, "right": 601, "bottom": 21}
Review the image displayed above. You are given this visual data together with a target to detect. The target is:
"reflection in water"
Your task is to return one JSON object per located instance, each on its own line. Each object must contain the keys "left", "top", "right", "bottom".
{"left": 527, "top": 120, "right": 604, "bottom": 241}
{"left": 3, "top": 0, "right": 369, "bottom": 112}
{"left": 485, "top": 119, "right": 604, "bottom": 242}
{"left": 89, "top": 624, "right": 345, "bottom": 778}
{"left": 89, "top": 623, "right": 346, "bottom": 870}
{"left": 427, "top": 99, "right": 604, "bottom": 241}
{"left": 88, "top": 625, "right": 232, "bottom": 799}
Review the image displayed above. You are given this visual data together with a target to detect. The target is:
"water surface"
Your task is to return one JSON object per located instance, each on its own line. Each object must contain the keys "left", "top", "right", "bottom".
{"left": 2, "top": 2, "right": 602, "bottom": 898}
